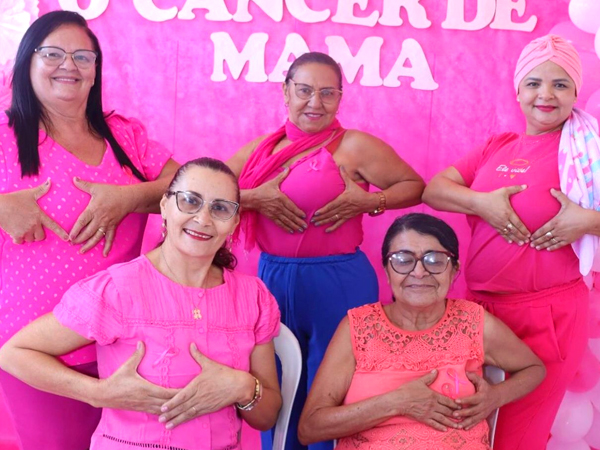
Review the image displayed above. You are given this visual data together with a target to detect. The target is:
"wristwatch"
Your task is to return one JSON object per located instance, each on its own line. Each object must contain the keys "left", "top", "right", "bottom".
{"left": 368, "top": 191, "right": 386, "bottom": 217}
{"left": 236, "top": 377, "right": 263, "bottom": 411}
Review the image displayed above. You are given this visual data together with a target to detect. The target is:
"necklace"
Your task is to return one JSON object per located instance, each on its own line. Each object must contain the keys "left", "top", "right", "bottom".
{"left": 160, "top": 246, "right": 203, "bottom": 320}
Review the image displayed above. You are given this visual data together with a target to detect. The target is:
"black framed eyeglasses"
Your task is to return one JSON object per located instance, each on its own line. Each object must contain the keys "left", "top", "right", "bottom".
{"left": 290, "top": 80, "right": 342, "bottom": 104}
{"left": 387, "top": 250, "right": 455, "bottom": 275}
{"left": 34, "top": 46, "right": 98, "bottom": 69}
{"left": 166, "top": 191, "right": 239, "bottom": 221}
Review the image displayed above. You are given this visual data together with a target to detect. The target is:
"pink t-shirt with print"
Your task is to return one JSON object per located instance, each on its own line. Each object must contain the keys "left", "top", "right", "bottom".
{"left": 0, "top": 112, "right": 171, "bottom": 365}
{"left": 454, "top": 130, "right": 580, "bottom": 294}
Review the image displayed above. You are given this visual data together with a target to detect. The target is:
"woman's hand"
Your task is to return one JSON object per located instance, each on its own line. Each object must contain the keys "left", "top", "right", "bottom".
{"left": 473, "top": 185, "right": 530, "bottom": 244}
{"left": 95, "top": 342, "right": 179, "bottom": 414}
{"left": 312, "top": 166, "right": 376, "bottom": 233}
{"left": 453, "top": 372, "right": 502, "bottom": 431}
{"left": 397, "top": 370, "right": 461, "bottom": 432}
{"left": 530, "top": 189, "right": 592, "bottom": 251}
{"left": 158, "top": 343, "right": 253, "bottom": 429}
{"left": 246, "top": 168, "right": 307, "bottom": 233}
{"left": 69, "top": 177, "right": 134, "bottom": 256}
{"left": 0, "top": 179, "right": 69, "bottom": 244}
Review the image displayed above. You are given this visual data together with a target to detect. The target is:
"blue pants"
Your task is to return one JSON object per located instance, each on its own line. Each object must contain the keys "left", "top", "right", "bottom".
{"left": 259, "top": 249, "right": 379, "bottom": 450}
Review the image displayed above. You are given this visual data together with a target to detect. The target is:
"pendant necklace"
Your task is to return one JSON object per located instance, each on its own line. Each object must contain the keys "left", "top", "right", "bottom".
{"left": 160, "top": 246, "right": 203, "bottom": 320}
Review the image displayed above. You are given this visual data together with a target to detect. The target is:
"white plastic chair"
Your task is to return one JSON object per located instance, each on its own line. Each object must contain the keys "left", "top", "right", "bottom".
{"left": 272, "top": 323, "right": 302, "bottom": 450}
{"left": 483, "top": 365, "right": 506, "bottom": 449}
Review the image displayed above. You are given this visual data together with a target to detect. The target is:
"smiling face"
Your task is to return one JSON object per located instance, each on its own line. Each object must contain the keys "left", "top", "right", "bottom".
{"left": 283, "top": 62, "right": 342, "bottom": 133}
{"left": 385, "top": 229, "right": 456, "bottom": 311}
{"left": 517, "top": 60, "right": 577, "bottom": 135}
{"left": 30, "top": 24, "right": 96, "bottom": 111}
{"left": 160, "top": 166, "right": 240, "bottom": 261}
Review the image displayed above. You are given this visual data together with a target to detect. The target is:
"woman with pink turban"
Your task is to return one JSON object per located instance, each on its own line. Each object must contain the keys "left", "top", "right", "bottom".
{"left": 423, "top": 35, "right": 600, "bottom": 448}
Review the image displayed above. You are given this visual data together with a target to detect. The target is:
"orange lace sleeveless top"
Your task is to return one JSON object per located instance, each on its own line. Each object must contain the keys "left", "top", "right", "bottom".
{"left": 337, "top": 300, "right": 491, "bottom": 450}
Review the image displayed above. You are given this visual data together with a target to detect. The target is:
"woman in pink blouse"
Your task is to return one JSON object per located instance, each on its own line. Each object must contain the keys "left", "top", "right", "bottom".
{"left": 0, "top": 10, "right": 178, "bottom": 450}
{"left": 0, "top": 157, "right": 282, "bottom": 450}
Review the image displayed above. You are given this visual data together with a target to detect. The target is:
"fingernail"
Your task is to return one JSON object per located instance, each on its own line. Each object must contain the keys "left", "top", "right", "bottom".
{"left": 313, "top": 212, "right": 319, "bottom": 216}
{"left": 137, "top": 341, "right": 142, "bottom": 350}
{"left": 507, "top": 240, "right": 513, "bottom": 244}
{"left": 166, "top": 422, "right": 173, "bottom": 430}
{"left": 161, "top": 405, "right": 168, "bottom": 413}
{"left": 73, "top": 176, "right": 79, "bottom": 182}
{"left": 159, "top": 415, "right": 166, "bottom": 422}
{"left": 298, "top": 228, "right": 304, "bottom": 233}
{"left": 535, "top": 246, "right": 541, "bottom": 250}
{"left": 289, "top": 230, "right": 294, "bottom": 234}
{"left": 518, "top": 241, "right": 524, "bottom": 246}
{"left": 45, "top": 178, "right": 51, "bottom": 185}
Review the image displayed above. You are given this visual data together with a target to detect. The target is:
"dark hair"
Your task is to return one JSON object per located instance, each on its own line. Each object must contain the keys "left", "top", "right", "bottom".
{"left": 7, "top": 10, "right": 146, "bottom": 181}
{"left": 284, "top": 52, "right": 343, "bottom": 89}
{"left": 166, "top": 157, "right": 240, "bottom": 270}
{"left": 381, "top": 213, "right": 460, "bottom": 269}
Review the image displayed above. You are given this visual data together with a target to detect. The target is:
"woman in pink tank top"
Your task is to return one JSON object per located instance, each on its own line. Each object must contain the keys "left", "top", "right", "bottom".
{"left": 227, "top": 52, "right": 425, "bottom": 450}
{"left": 298, "top": 213, "right": 544, "bottom": 450}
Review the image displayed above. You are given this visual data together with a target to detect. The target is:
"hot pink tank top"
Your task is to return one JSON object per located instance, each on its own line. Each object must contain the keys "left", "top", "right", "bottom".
{"left": 337, "top": 300, "right": 490, "bottom": 450}
{"left": 255, "top": 147, "right": 365, "bottom": 257}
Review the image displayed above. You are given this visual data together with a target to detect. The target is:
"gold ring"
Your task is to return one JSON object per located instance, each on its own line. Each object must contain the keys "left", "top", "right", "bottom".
{"left": 97, "top": 227, "right": 106, "bottom": 236}
{"left": 546, "top": 231, "right": 553, "bottom": 238}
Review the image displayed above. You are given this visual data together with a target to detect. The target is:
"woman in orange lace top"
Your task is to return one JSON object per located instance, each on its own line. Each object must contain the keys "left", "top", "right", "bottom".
{"left": 298, "top": 213, "right": 545, "bottom": 449}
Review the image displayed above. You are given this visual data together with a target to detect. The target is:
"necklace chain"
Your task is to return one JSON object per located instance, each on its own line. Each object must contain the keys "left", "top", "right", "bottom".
{"left": 160, "top": 246, "right": 203, "bottom": 320}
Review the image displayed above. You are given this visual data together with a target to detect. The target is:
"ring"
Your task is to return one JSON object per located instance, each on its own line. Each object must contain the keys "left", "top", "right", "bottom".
{"left": 97, "top": 227, "right": 106, "bottom": 236}
{"left": 551, "top": 237, "right": 558, "bottom": 245}
{"left": 506, "top": 222, "right": 514, "bottom": 230}
{"left": 546, "top": 231, "right": 553, "bottom": 238}
{"left": 191, "top": 406, "right": 197, "bottom": 415}
{"left": 501, "top": 228, "right": 509, "bottom": 234}
{"left": 335, "top": 214, "right": 340, "bottom": 221}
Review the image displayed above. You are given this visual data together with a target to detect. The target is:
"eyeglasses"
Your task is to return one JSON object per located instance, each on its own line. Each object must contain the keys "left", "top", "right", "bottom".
{"left": 290, "top": 80, "right": 342, "bottom": 104}
{"left": 34, "top": 46, "right": 98, "bottom": 69}
{"left": 167, "top": 191, "right": 239, "bottom": 221}
{"left": 387, "top": 250, "right": 455, "bottom": 275}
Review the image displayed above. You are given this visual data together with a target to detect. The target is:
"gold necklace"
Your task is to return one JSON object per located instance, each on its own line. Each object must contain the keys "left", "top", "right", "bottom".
{"left": 160, "top": 246, "right": 203, "bottom": 320}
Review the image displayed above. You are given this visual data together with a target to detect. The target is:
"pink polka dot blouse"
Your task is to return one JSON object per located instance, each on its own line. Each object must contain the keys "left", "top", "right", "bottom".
{"left": 0, "top": 112, "right": 172, "bottom": 366}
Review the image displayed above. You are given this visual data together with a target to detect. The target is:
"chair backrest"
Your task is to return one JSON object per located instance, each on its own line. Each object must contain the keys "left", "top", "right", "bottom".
{"left": 272, "top": 323, "right": 302, "bottom": 450}
{"left": 483, "top": 365, "right": 506, "bottom": 449}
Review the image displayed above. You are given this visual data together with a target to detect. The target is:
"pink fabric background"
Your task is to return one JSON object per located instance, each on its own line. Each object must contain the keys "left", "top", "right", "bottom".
{"left": 2, "top": 0, "right": 600, "bottom": 447}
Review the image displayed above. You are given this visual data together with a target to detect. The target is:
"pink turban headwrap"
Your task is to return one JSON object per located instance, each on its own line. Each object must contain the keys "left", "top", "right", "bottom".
{"left": 513, "top": 34, "right": 582, "bottom": 94}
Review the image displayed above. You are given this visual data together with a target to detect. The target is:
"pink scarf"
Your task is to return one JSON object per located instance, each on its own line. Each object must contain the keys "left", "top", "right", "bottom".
{"left": 238, "top": 119, "right": 342, "bottom": 250}
{"left": 559, "top": 108, "right": 600, "bottom": 275}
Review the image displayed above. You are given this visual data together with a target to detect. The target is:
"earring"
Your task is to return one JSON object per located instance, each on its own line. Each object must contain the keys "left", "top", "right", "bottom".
{"left": 161, "top": 217, "right": 167, "bottom": 239}
{"left": 226, "top": 234, "right": 233, "bottom": 251}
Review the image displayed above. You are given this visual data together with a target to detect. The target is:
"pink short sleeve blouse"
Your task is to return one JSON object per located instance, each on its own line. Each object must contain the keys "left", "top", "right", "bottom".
{"left": 0, "top": 112, "right": 172, "bottom": 365}
{"left": 54, "top": 255, "right": 281, "bottom": 450}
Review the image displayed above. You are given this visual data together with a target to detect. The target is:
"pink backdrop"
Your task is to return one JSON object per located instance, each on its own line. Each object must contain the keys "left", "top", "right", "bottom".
{"left": 2, "top": 0, "right": 600, "bottom": 448}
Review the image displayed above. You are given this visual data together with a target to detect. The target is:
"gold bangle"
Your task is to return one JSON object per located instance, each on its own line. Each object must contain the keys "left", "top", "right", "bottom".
{"left": 235, "top": 377, "right": 262, "bottom": 411}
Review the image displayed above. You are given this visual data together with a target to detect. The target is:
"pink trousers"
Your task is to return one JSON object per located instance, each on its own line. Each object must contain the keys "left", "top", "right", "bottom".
{"left": 474, "top": 279, "right": 589, "bottom": 450}
{"left": 0, "top": 363, "right": 101, "bottom": 450}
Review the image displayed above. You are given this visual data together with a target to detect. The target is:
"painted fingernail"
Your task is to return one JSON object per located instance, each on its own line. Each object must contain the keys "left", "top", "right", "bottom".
{"left": 507, "top": 240, "right": 513, "bottom": 244}
{"left": 298, "top": 228, "right": 304, "bottom": 233}
{"left": 166, "top": 422, "right": 174, "bottom": 430}
{"left": 518, "top": 241, "right": 524, "bottom": 246}
{"left": 161, "top": 406, "right": 168, "bottom": 412}
{"left": 536, "top": 246, "right": 541, "bottom": 250}
{"left": 289, "top": 230, "right": 294, "bottom": 234}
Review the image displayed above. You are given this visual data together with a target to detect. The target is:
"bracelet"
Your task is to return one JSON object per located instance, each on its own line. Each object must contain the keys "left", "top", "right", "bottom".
{"left": 368, "top": 191, "right": 386, "bottom": 217}
{"left": 235, "top": 377, "right": 262, "bottom": 411}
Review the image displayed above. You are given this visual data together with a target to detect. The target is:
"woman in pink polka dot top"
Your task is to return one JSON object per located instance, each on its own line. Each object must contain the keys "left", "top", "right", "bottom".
{"left": 0, "top": 11, "right": 177, "bottom": 450}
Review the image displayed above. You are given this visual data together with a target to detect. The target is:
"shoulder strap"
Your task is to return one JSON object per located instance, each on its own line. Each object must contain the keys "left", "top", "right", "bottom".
{"left": 325, "top": 129, "right": 347, "bottom": 155}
